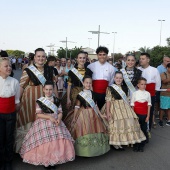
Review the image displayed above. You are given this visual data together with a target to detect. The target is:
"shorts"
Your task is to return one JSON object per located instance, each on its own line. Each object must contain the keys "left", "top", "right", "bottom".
{"left": 160, "top": 96, "right": 170, "bottom": 109}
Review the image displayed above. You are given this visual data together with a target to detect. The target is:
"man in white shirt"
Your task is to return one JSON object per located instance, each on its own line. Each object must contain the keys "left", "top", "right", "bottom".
{"left": 86, "top": 46, "right": 115, "bottom": 109}
{"left": 138, "top": 53, "right": 161, "bottom": 131}
{"left": 11, "top": 57, "right": 16, "bottom": 70}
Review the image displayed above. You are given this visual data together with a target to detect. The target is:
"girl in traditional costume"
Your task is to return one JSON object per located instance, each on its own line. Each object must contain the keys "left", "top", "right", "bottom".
{"left": 64, "top": 75, "right": 110, "bottom": 157}
{"left": 102, "top": 71, "right": 146, "bottom": 150}
{"left": 121, "top": 53, "right": 142, "bottom": 100}
{"left": 20, "top": 81, "right": 75, "bottom": 169}
{"left": 15, "top": 48, "right": 58, "bottom": 152}
{"left": 61, "top": 51, "right": 88, "bottom": 119}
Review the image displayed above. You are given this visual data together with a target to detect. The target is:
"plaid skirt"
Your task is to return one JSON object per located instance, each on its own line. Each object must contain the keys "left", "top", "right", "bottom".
{"left": 20, "top": 118, "right": 74, "bottom": 157}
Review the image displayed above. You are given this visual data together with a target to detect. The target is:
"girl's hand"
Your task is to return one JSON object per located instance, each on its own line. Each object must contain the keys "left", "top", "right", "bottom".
{"left": 107, "top": 112, "right": 112, "bottom": 121}
{"left": 56, "top": 118, "right": 61, "bottom": 126}
{"left": 49, "top": 116, "right": 57, "bottom": 123}
{"left": 67, "top": 99, "right": 71, "bottom": 108}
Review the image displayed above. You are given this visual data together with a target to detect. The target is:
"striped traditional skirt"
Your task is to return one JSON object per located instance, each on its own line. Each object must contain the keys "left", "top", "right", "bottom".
{"left": 64, "top": 107, "right": 110, "bottom": 157}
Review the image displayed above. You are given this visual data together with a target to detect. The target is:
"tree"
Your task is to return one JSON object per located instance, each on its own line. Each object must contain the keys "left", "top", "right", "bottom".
{"left": 57, "top": 46, "right": 82, "bottom": 59}
{"left": 113, "top": 53, "right": 124, "bottom": 62}
{"left": 6, "top": 50, "right": 25, "bottom": 58}
{"left": 166, "top": 37, "right": 170, "bottom": 47}
{"left": 138, "top": 46, "right": 151, "bottom": 53}
{"left": 150, "top": 46, "right": 170, "bottom": 67}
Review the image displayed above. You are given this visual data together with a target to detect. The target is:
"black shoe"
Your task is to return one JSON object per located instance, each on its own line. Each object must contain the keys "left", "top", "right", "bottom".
{"left": 138, "top": 147, "right": 144, "bottom": 152}
{"left": 133, "top": 148, "right": 138, "bottom": 152}
{"left": 0, "top": 162, "right": 5, "bottom": 170}
{"left": 44, "top": 166, "right": 52, "bottom": 169}
{"left": 158, "top": 120, "right": 164, "bottom": 127}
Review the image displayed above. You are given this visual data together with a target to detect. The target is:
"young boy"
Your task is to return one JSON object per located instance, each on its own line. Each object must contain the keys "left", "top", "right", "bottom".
{"left": 131, "top": 77, "right": 151, "bottom": 152}
{"left": 0, "top": 57, "right": 20, "bottom": 170}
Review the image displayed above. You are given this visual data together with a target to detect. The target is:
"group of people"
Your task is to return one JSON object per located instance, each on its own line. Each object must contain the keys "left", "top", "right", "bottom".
{"left": 0, "top": 46, "right": 170, "bottom": 170}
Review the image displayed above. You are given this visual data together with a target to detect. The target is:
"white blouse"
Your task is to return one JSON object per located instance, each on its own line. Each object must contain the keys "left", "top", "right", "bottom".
{"left": 87, "top": 61, "right": 115, "bottom": 85}
{"left": 138, "top": 66, "right": 161, "bottom": 91}
{"left": 131, "top": 90, "right": 151, "bottom": 106}
{"left": 0, "top": 76, "right": 20, "bottom": 104}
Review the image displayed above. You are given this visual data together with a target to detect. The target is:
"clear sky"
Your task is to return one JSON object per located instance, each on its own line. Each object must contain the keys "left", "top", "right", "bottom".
{"left": 0, "top": 0, "right": 169, "bottom": 55}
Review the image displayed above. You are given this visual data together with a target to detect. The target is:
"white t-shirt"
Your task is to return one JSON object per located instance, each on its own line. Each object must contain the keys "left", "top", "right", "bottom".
{"left": 131, "top": 90, "right": 151, "bottom": 106}
{"left": 0, "top": 76, "right": 20, "bottom": 104}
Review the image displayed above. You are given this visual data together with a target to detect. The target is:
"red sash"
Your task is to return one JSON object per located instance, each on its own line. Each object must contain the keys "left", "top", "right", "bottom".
{"left": 146, "top": 83, "right": 155, "bottom": 96}
{"left": 92, "top": 80, "right": 109, "bottom": 94}
{"left": 0, "top": 96, "right": 15, "bottom": 114}
{"left": 134, "top": 101, "right": 148, "bottom": 115}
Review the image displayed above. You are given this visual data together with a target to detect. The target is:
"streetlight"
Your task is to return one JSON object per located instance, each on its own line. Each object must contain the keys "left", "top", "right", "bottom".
{"left": 158, "top": 19, "right": 165, "bottom": 46}
{"left": 46, "top": 43, "right": 59, "bottom": 56}
{"left": 112, "top": 32, "right": 117, "bottom": 57}
{"left": 88, "top": 25, "right": 110, "bottom": 47}
{"left": 60, "top": 37, "right": 76, "bottom": 58}
{"left": 88, "top": 38, "right": 92, "bottom": 48}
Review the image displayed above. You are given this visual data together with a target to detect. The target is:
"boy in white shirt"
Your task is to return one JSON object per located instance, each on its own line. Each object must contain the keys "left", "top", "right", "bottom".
{"left": 0, "top": 57, "right": 20, "bottom": 170}
{"left": 131, "top": 77, "right": 151, "bottom": 152}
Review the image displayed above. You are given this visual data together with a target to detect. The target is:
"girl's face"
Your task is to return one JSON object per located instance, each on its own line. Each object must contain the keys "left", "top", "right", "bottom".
{"left": 0, "top": 60, "right": 12, "bottom": 77}
{"left": 126, "top": 55, "right": 136, "bottom": 68}
{"left": 83, "top": 78, "right": 92, "bottom": 90}
{"left": 137, "top": 80, "right": 146, "bottom": 91}
{"left": 56, "top": 60, "right": 60, "bottom": 66}
{"left": 67, "top": 60, "right": 71, "bottom": 67}
{"left": 34, "top": 51, "right": 46, "bottom": 66}
{"left": 77, "top": 54, "right": 86, "bottom": 66}
{"left": 114, "top": 73, "right": 123, "bottom": 85}
{"left": 167, "top": 67, "right": 170, "bottom": 73}
{"left": 43, "top": 85, "right": 54, "bottom": 97}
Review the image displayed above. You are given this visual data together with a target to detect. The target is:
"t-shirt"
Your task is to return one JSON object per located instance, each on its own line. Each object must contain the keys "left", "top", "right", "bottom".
{"left": 0, "top": 76, "right": 20, "bottom": 104}
{"left": 131, "top": 90, "right": 151, "bottom": 106}
{"left": 157, "top": 64, "right": 167, "bottom": 74}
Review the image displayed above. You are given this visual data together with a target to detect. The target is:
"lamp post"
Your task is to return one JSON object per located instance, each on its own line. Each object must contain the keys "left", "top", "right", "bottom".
{"left": 60, "top": 37, "right": 76, "bottom": 58}
{"left": 88, "top": 38, "right": 92, "bottom": 48}
{"left": 88, "top": 25, "right": 110, "bottom": 47}
{"left": 158, "top": 19, "right": 165, "bottom": 46}
{"left": 112, "top": 32, "right": 117, "bottom": 58}
{"left": 46, "top": 43, "right": 59, "bottom": 56}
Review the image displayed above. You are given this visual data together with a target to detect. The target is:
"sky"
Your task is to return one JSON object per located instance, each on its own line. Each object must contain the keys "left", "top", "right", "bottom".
{"left": 0, "top": 0, "right": 170, "bottom": 55}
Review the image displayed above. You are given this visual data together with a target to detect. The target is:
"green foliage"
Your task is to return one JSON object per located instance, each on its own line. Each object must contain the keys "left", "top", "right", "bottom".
{"left": 138, "top": 46, "right": 151, "bottom": 53}
{"left": 150, "top": 46, "right": 170, "bottom": 67}
{"left": 57, "top": 46, "right": 82, "bottom": 59}
{"left": 6, "top": 50, "right": 25, "bottom": 58}
{"left": 166, "top": 37, "right": 170, "bottom": 47}
{"left": 113, "top": 53, "right": 123, "bottom": 62}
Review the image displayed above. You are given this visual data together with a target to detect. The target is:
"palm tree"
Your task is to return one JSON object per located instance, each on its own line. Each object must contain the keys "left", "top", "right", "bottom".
{"left": 138, "top": 46, "right": 151, "bottom": 53}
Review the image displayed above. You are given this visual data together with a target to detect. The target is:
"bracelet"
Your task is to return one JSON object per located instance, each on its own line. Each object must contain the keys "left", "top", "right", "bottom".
{"left": 75, "top": 106, "right": 80, "bottom": 109}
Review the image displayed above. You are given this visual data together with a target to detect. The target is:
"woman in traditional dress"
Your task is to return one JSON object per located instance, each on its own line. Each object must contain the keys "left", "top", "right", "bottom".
{"left": 55, "top": 59, "right": 64, "bottom": 98}
{"left": 61, "top": 51, "right": 88, "bottom": 119}
{"left": 15, "top": 48, "right": 58, "bottom": 152}
{"left": 102, "top": 71, "right": 146, "bottom": 150}
{"left": 20, "top": 81, "right": 75, "bottom": 169}
{"left": 64, "top": 75, "right": 110, "bottom": 157}
{"left": 121, "top": 53, "right": 142, "bottom": 99}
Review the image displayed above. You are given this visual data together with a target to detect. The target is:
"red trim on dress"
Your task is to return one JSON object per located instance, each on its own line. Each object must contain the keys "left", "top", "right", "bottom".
{"left": 0, "top": 96, "right": 15, "bottom": 114}
{"left": 134, "top": 101, "right": 148, "bottom": 115}
{"left": 92, "top": 80, "right": 108, "bottom": 94}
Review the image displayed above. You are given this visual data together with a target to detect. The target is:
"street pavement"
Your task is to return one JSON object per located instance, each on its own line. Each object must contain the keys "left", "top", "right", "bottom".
{"left": 13, "top": 69, "right": 170, "bottom": 170}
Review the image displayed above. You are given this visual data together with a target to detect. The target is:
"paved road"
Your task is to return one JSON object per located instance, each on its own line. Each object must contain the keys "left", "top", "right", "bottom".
{"left": 13, "top": 69, "right": 170, "bottom": 170}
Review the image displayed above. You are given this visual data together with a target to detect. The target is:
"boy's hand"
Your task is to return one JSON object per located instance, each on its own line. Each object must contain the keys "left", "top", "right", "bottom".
{"left": 145, "top": 116, "right": 149, "bottom": 122}
{"left": 16, "top": 103, "right": 20, "bottom": 112}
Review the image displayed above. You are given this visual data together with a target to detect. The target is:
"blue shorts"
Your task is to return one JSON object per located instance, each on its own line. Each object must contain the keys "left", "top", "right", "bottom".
{"left": 160, "top": 96, "right": 170, "bottom": 109}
